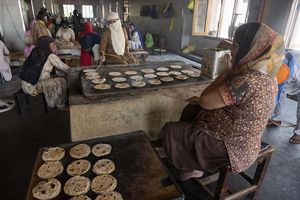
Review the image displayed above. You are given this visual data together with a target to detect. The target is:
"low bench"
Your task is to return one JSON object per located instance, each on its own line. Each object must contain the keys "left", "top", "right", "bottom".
{"left": 130, "top": 50, "right": 150, "bottom": 63}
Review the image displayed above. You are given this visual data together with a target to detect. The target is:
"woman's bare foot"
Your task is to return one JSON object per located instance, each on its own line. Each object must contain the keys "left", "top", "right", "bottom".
{"left": 179, "top": 170, "right": 204, "bottom": 181}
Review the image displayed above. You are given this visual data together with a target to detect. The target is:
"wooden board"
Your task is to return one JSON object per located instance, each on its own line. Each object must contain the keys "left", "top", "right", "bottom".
{"left": 81, "top": 61, "right": 208, "bottom": 98}
{"left": 26, "top": 131, "right": 184, "bottom": 200}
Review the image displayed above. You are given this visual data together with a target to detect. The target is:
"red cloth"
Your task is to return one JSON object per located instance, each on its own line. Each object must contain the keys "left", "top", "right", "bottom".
{"left": 79, "top": 22, "right": 94, "bottom": 66}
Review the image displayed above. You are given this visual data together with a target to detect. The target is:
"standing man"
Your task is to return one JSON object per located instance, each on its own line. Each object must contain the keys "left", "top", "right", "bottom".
{"left": 99, "top": 12, "right": 138, "bottom": 64}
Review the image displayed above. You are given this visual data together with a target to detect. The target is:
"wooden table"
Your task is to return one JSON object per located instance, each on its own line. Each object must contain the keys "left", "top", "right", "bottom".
{"left": 26, "top": 131, "right": 184, "bottom": 200}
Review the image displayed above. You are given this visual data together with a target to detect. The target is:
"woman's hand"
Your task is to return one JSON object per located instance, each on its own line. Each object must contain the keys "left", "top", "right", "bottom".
{"left": 99, "top": 50, "right": 105, "bottom": 62}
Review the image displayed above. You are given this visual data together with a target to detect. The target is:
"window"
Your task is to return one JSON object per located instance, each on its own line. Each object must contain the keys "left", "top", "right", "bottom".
{"left": 63, "top": 4, "right": 75, "bottom": 17}
{"left": 82, "top": 5, "right": 94, "bottom": 18}
{"left": 285, "top": 0, "right": 300, "bottom": 49}
{"left": 192, "top": 0, "right": 250, "bottom": 38}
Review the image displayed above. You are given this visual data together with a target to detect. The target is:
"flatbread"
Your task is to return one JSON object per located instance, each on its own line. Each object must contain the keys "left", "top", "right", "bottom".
{"left": 92, "top": 78, "right": 106, "bottom": 84}
{"left": 132, "top": 81, "right": 146, "bottom": 88}
{"left": 141, "top": 68, "right": 155, "bottom": 73}
{"left": 42, "top": 147, "right": 65, "bottom": 161}
{"left": 86, "top": 75, "right": 101, "bottom": 80}
{"left": 148, "top": 79, "right": 161, "bottom": 85}
{"left": 129, "top": 75, "right": 143, "bottom": 81}
{"left": 170, "top": 65, "right": 182, "bottom": 69}
{"left": 115, "top": 83, "right": 130, "bottom": 89}
{"left": 144, "top": 74, "right": 157, "bottom": 79}
{"left": 156, "top": 72, "right": 169, "bottom": 76}
{"left": 176, "top": 74, "right": 189, "bottom": 80}
{"left": 95, "top": 192, "right": 123, "bottom": 200}
{"left": 124, "top": 71, "right": 137, "bottom": 75}
{"left": 92, "top": 143, "right": 112, "bottom": 157}
{"left": 187, "top": 72, "right": 200, "bottom": 77}
{"left": 64, "top": 176, "right": 90, "bottom": 196}
{"left": 92, "top": 159, "right": 115, "bottom": 175}
{"left": 67, "top": 159, "right": 91, "bottom": 176}
{"left": 108, "top": 72, "right": 122, "bottom": 76}
{"left": 91, "top": 175, "right": 117, "bottom": 194}
{"left": 181, "top": 70, "right": 195, "bottom": 74}
{"left": 169, "top": 71, "right": 182, "bottom": 76}
{"left": 69, "top": 144, "right": 91, "bottom": 159}
{"left": 160, "top": 77, "right": 174, "bottom": 82}
{"left": 157, "top": 67, "right": 169, "bottom": 71}
{"left": 32, "top": 178, "right": 61, "bottom": 200}
{"left": 112, "top": 77, "right": 127, "bottom": 82}
{"left": 69, "top": 195, "right": 91, "bottom": 200}
{"left": 37, "top": 161, "right": 64, "bottom": 179}
{"left": 83, "top": 69, "right": 96, "bottom": 73}
{"left": 85, "top": 72, "right": 99, "bottom": 77}
{"left": 94, "top": 84, "right": 111, "bottom": 90}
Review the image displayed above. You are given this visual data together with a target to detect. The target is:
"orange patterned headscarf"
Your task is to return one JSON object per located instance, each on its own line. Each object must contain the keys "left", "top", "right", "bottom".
{"left": 233, "top": 23, "right": 285, "bottom": 77}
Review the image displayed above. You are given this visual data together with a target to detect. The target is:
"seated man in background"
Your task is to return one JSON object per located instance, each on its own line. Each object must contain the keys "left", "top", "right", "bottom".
{"left": 99, "top": 12, "right": 138, "bottom": 64}
{"left": 56, "top": 20, "right": 75, "bottom": 46}
{"left": 128, "top": 23, "right": 143, "bottom": 50}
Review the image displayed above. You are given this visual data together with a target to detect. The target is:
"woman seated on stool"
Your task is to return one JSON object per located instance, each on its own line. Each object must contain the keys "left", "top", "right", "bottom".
{"left": 161, "top": 23, "right": 285, "bottom": 181}
{"left": 19, "top": 36, "right": 70, "bottom": 109}
{"left": 128, "top": 23, "right": 143, "bottom": 50}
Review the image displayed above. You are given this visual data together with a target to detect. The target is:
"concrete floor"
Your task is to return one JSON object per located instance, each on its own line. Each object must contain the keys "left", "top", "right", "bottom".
{"left": 0, "top": 96, "right": 299, "bottom": 199}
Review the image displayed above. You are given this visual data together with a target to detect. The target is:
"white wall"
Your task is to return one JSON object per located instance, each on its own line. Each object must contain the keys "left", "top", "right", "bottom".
{"left": 0, "top": 0, "right": 26, "bottom": 52}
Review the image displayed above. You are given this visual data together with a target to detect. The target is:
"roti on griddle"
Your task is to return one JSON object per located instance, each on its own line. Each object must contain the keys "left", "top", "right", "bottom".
{"left": 85, "top": 72, "right": 99, "bottom": 77}
{"left": 124, "top": 71, "right": 137, "bottom": 75}
{"left": 91, "top": 175, "right": 117, "bottom": 194}
{"left": 86, "top": 75, "right": 101, "bottom": 80}
{"left": 83, "top": 69, "right": 96, "bottom": 73}
{"left": 156, "top": 72, "right": 169, "bottom": 76}
{"left": 108, "top": 72, "right": 122, "bottom": 76}
{"left": 160, "top": 77, "right": 174, "bottom": 82}
{"left": 32, "top": 178, "right": 61, "bottom": 200}
{"left": 64, "top": 176, "right": 90, "bottom": 196}
{"left": 67, "top": 159, "right": 91, "bottom": 176}
{"left": 129, "top": 75, "right": 143, "bottom": 81}
{"left": 94, "top": 84, "right": 111, "bottom": 90}
{"left": 69, "top": 144, "right": 91, "bottom": 159}
{"left": 176, "top": 74, "right": 189, "bottom": 80}
{"left": 95, "top": 192, "right": 123, "bottom": 200}
{"left": 141, "top": 68, "right": 155, "bottom": 73}
{"left": 92, "top": 159, "right": 115, "bottom": 175}
{"left": 69, "top": 195, "right": 91, "bottom": 200}
{"left": 132, "top": 81, "right": 146, "bottom": 88}
{"left": 170, "top": 64, "right": 182, "bottom": 69}
{"left": 148, "top": 79, "right": 161, "bottom": 85}
{"left": 169, "top": 71, "right": 182, "bottom": 76}
{"left": 187, "top": 72, "right": 200, "bottom": 77}
{"left": 181, "top": 70, "right": 194, "bottom": 74}
{"left": 144, "top": 74, "right": 157, "bottom": 79}
{"left": 115, "top": 83, "right": 130, "bottom": 89}
{"left": 92, "top": 143, "right": 112, "bottom": 157}
{"left": 37, "top": 161, "right": 64, "bottom": 179}
{"left": 112, "top": 77, "right": 127, "bottom": 82}
{"left": 92, "top": 78, "right": 106, "bottom": 84}
{"left": 42, "top": 147, "right": 65, "bottom": 161}
{"left": 157, "top": 67, "right": 169, "bottom": 71}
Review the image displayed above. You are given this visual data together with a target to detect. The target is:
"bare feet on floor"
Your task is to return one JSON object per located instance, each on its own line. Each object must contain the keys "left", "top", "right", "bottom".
{"left": 289, "top": 133, "right": 300, "bottom": 144}
{"left": 179, "top": 170, "right": 204, "bottom": 181}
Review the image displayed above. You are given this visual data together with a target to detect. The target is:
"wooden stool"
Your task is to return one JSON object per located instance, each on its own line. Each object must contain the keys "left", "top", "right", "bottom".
{"left": 13, "top": 89, "right": 49, "bottom": 114}
{"left": 153, "top": 48, "right": 167, "bottom": 55}
{"left": 195, "top": 142, "right": 274, "bottom": 200}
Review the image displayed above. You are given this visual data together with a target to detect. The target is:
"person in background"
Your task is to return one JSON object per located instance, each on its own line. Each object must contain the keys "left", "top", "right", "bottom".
{"left": 161, "top": 23, "right": 285, "bottom": 181}
{"left": 99, "top": 12, "right": 138, "bottom": 64}
{"left": 72, "top": 10, "right": 84, "bottom": 39}
{"left": 19, "top": 36, "right": 70, "bottom": 109}
{"left": 24, "top": 20, "right": 36, "bottom": 58}
{"left": 78, "top": 22, "right": 94, "bottom": 66}
{"left": 269, "top": 52, "right": 300, "bottom": 144}
{"left": 79, "top": 30, "right": 101, "bottom": 64}
{"left": 56, "top": 20, "right": 75, "bottom": 43}
{"left": 45, "top": 12, "right": 56, "bottom": 37}
{"left": 128, "top": 23, "right": 143, "bottom": 50}
{"left": 32, "top": 10, "right": 51, "bottom": 44}
{"left": 0, "top": 34, "right": 11, "bottom": 82}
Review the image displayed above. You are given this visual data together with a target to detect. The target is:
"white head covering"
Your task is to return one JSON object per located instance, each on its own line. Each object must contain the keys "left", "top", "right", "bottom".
{"left": 107, "top": 12, "right": 119, "bottom": 21}
{"left": 108, "top": 12, "right": 125, "bottom": 56}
